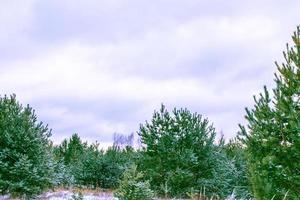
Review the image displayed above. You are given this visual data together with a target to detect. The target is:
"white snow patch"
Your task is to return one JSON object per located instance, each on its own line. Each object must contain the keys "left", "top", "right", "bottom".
{"left": 38, "top": 190, "right": 117, "bottom": 200}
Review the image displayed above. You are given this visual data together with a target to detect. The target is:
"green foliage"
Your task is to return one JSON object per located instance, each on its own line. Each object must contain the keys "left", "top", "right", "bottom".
{"left": 239, "top": 26, "right": 300, "bottom": 199}
{"left": 71, "top": 191, "right": 83, "bottom": 200}
{"left": 223, "top": 139, "right": 252, "bottom": 198}
{"left": 114, "top": 164, "right": 154, "bottom": 200}
{"left": 0, "top": 94, "right": 256, "bottom": 199}
{"left": 199, "top": 152, "right": 235, "bottom": 198}
{"left": 52, "top": 158, "right": 74, "bottom": 187}
{"left": 138, "top": 104, "right": 218, "bottom": 197}
{"left": 186, "top": 137, "right": 250, "bottom": 199}
{"left": 98, "top": 146, "right": 135, "bottom": 188}
{"left": 0, "top": 94, "right": 54, "bottom": 198}
{"left": 55, "top": 133, "right": 87, "bottom": 166}
{"left": 53, "top": 133, "right": 88, "bottom": 186}
{"left": 53, "top": 135, "right": 136, "bottom": 189}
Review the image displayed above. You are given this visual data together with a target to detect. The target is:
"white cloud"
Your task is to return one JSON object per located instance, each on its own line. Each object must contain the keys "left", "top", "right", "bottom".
{"left": 0, "top": 1, "right": 35, "bottom": 37}
{"left": 0, "top": 0, "right": 299, "bottom": 147}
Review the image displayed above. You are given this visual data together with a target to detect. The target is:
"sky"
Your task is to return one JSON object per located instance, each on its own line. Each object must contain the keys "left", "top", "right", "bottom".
{"left": 1, "top": 0, "right": 299, "bottom": 148}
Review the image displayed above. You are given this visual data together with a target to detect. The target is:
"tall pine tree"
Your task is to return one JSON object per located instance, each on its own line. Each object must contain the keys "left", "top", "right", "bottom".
{"left": 239, "top": 26, "right": 300, "bottom": 199}
{"left": 0, "top": 95, "right": 54, "bottom": 198}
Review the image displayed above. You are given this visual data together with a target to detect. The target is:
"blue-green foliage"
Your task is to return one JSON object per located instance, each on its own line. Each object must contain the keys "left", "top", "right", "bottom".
{"left": 220, "top": 139, "right": 252, "bottom": 199}
{"left": 0, "top": 94, "right": 54, "bottom": 198}
{"left": 115, "top": 164, "right": 154, "bottom": 200}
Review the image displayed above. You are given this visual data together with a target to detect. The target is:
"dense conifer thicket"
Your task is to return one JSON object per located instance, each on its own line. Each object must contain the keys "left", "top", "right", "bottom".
{"left": 1, "top": 26, "right": 299, "bottom": 200}
{"left": 239, "top": 26, "right": 300, "bottom": 200}
{"left": 52, "top": 133, "right": 136, "bottom": 189}
{"left": 0, "top": 97, "right": 248, "bottom": 199}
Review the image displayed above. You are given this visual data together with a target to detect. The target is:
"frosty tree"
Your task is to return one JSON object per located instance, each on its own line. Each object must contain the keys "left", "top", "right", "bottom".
{"left": 239, "top": 26, "right": 300, "bottom": 199}
{"left": 0, "top": 95, "right": 54, "bottom": 198}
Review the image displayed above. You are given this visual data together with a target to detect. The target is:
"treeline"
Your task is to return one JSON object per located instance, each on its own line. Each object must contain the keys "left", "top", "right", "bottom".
{"left": 1, "top": 26, "right": 300, "bottom": 200}
{"left": 52, "top": 134, "right": 136, "bottom": 189}
{"left": 0, "top": 95, "right": 249, "bottom": 199}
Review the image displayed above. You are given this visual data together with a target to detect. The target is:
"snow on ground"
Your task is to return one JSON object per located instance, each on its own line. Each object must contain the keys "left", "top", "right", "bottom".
{"left": 0, "top": 195, "right": 10, "bottom": 200}
{"left": 39, "top": 190, "right": 117, "bottom": 200}
{"left": 0, "top": 190, "right": 238, "bottom": 200}
{"left": 0, "top": 190, "right": 117, "bottom": 200}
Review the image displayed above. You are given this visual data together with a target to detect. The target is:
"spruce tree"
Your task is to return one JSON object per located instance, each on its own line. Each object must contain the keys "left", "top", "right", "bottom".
{"left": 0, "top": 94, "right": 54, "bottom": 198}
{"left": 239, "top": 26, "right": 300, "bottom": 199}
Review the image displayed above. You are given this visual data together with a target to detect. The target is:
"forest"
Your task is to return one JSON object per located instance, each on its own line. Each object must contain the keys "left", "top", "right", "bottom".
{"left": 0, "top": 27, "right": 300, "bottom": 200}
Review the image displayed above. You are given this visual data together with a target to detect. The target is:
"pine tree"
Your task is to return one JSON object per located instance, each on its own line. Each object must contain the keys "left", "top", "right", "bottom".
{"left": 223, "top": 139, "right": 252, "bottom": 198}
{"left": 239, "top": 26, "right": 300, "bottom": 199}
{"left": 63, "top": 133, "right": 86, "bottom": 165}
{"left": 138, "top": 104, "right": 217, "bottom": 197}
{"left": 54, "top": 133, "right": 88, "bottom": 186}
{"left": 0, "top": 94, "right": 54, "bottom": 198}
{"left": 114, "top": 164, "right": 154, "bottom": 200}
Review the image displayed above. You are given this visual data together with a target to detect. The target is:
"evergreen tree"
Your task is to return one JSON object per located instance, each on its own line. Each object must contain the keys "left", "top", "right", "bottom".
{"left": 53, "top": 134, "right": 136, "bottom": 189}
{"left": 239, "top": 26, "right": 300, "bottom": 199}
{"left": 114, "top": 164, "right": 154, "bottom": 200}
{"left": 59, "top": 133, "right": 86, "bottom": 165}
{"left": 138, "top": 104, "right": 217, "bottom": 197}
{"left": 222, "top": 138, "right": 252, "bottom": 198}
{"left": 97, "top": 145, "right": 135, "bottom": 189}
{"left": 54, "top": 133, "right": 88, "bottom": 186}
{"left": 0, "top": 94, "right": 54, "bottom": 198}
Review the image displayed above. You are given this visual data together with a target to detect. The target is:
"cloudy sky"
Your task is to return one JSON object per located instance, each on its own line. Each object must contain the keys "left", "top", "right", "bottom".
{"left": 1, "top": 0, "right": 299, "bottom": 147}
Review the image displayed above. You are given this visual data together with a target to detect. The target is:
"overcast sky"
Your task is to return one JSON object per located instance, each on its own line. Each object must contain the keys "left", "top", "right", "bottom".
{"left": 1, "top": 0, "right": 299, "bottom": 147}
